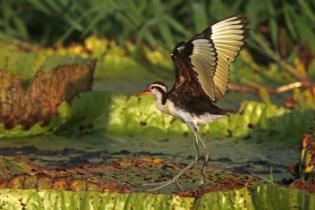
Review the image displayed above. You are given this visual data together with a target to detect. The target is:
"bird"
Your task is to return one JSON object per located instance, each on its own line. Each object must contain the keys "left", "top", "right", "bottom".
{"left": 137, "top": 14, "right": 248, "bottom": 191}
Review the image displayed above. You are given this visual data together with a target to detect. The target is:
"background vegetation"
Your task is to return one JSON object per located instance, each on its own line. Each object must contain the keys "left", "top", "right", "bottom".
{"left": 2, "top": 0, "right": 315, "bottom": 99}
{"left": 1, "top": 0, "right": 315, "bottom": 62}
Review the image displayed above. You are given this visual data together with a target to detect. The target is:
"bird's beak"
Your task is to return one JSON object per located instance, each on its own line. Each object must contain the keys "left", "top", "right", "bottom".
{"left": 136, "top": 89, "right": 152, "bottom": 97}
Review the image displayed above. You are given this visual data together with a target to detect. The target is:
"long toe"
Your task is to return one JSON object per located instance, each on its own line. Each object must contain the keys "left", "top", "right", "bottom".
{"left": 146, "top": 179, "right": 176, "bottom": 192}
{"left": 141, "top": 180, "right": 170, "bottom": 187}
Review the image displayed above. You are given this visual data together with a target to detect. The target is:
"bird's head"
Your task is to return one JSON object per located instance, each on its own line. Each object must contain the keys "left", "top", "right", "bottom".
{"left": 137, "top": 82, "right": 168, "bottom": 98}
{"left": 171, "top": 41, "right": 186, "bottom": 59}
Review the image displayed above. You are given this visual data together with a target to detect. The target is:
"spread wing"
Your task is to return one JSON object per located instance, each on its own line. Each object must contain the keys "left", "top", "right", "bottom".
{"left": 210, "top": 15, "right": 248, "bottom": 100}
{"left": 171, "top": 14, "right": 248, "bottom": 101}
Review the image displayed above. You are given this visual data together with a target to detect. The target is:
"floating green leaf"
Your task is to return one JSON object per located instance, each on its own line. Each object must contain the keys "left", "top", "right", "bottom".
{"left": 0, "top": 185, "right": 315, "bottom": 210}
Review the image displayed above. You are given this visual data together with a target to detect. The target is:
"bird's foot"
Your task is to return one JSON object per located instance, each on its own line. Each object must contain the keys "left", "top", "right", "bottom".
{"left": 143, "top": 160, "right": 197, "bottom": 192}
{"left": 143, "top": 176, "right": 183, "bottom": 192}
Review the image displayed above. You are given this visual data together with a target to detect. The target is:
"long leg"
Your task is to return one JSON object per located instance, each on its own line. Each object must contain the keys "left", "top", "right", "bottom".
{"left": 143, "top": 126, "right": 201, "bottom": 191}
{"left": 197, "top": 132, "right": 209, "bottom": 186}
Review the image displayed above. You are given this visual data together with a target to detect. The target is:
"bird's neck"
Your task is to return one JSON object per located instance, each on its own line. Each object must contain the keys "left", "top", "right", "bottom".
{"left": 154, "top": 90, "right": 168, "bottom": 113}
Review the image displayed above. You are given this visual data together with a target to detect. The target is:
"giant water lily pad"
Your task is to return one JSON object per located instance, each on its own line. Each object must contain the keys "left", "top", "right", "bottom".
{"left": 0, "top": 60, "right": 95, "bottom": 129}
{"left": 0, "top": 186, "right": 314, "bottom": 210}
{"left": 0, "top": 58, "right": 99, "bottom": 138}
{"left": 0, "top": 157, "right": 314, "bottom": 209}
{"left": 0, "top": 157, "right": 260, "bottom": 194}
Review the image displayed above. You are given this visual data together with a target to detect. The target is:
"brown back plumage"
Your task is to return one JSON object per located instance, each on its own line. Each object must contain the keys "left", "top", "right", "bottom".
{"left": 169, "top": 14, "right": 248, "bottom": 105}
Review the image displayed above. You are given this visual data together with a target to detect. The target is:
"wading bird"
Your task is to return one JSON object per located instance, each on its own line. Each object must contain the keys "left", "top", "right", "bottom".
{"left": 137, "top": 14, "right": 248, "bottom": 191}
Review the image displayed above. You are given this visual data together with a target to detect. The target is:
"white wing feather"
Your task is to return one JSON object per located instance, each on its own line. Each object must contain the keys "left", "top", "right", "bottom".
{"left": 190, "top": 39, "right": 217, "bottom": 100}
{"left": 187, "top": 15, "right": 247, "bottom": 101}
{"left": 211, "top": 15, "right": 247, "bottom": 100}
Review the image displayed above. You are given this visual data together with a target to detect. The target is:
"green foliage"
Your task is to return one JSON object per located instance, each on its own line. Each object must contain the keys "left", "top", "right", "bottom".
{"left": 226, "top": 101, "right": 314, "bottom": 141}
{"left": 0, "top": 44, "right": 93, "bottom": 81}
{"left": 1, "top": 0, "right": 315, "bottom": 61}
{"left": 0, "top": 189, "right": 195, "bottom": 210}
{"left": 55, "top": 91, "right": 111, "bottom": 134}
{"left": 0, "top": 44, "right": 41, "bottom": 80}
{"left": 252, "top": 185, "right": 315, "bottom": 210}
{"left": 195, "top": 187, "right": 254, "bottom": 209}
{"left": 0, "top": 123, "right": 51, "bottom": 138}
{"left": 0, "top": 91, "right": 109, "bottom": 138}
{"left": 0, "top": 185, "right": 315, "bottom": 209}
{"left": 102, "top": 95, "right": 314, "bottom": 143}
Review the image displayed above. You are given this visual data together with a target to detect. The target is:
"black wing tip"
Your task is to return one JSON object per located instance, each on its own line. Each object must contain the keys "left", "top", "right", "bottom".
{"left": 233, "top": 13, "right": 248, "bottom": 22}
{"left": 240, "top": 16, "right": 250, "bottom": 52}
{"left": 234, "top": 14, "right": 250, "bottom": 52}
{"left": 224, "top": 13, "right": 249, "bottom": 29}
